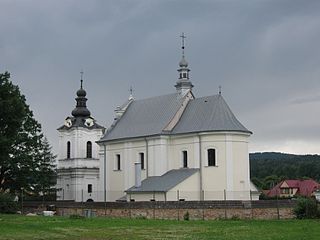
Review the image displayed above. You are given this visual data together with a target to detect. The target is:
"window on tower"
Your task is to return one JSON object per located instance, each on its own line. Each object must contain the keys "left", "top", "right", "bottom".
{"left": 88, "top": 184, "right": 92, "bottom": 193}
{"left": 86, "top": 141, "right": 92, "bottom": 158}
{"left": 67, "top": 141, "right": 71, "bottom": 159}
{"left": 183, "top": 73, "right": 187, "bottom": 78}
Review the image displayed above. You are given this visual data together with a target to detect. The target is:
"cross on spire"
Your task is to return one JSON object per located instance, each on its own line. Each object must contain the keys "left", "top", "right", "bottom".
{"left": 80, "top": 70, "right": 84, "bottom": 89}
{"left": 180, "top": 32, "right": 186, "bottom": 55}
{"left": 128, "top": 86, "right": 134, "bottom": 100}
{"left": 219, "top": 85, "right": 222, "bottom": 95}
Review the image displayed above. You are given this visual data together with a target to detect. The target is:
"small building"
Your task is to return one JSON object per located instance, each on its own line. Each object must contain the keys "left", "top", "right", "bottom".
{"left": 266, "top": 179, "right": 320, "bottom": 198}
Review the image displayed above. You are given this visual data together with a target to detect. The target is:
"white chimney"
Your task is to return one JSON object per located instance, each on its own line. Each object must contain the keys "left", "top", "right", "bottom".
{"left": 135, "top": 162, "right": 141, "bottom": 188}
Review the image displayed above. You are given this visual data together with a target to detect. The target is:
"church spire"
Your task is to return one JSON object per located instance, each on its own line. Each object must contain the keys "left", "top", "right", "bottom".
{"left": 71, "top": 71, "right": 91, "bottom": 118}
{"left": 175, "top": 32, "right": 193, "bottom": 95}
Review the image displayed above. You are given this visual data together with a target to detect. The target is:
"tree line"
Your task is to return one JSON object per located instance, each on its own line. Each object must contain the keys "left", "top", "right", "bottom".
{"left": 250, "top": 152, "right": 320, "bottom": 190}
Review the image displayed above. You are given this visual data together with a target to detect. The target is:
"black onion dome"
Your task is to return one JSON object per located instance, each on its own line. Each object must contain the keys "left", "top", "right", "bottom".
{"left": 76, "top": 88, "right": 86, "bottom": 97}
{"left": 71, "top": 82, "right": 91, "bottom": 118}
{"left": 72, "top": 105, "right": 90, "bottom": 117}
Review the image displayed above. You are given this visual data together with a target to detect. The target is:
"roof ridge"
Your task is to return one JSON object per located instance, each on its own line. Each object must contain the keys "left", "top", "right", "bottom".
{"left": 162, "top": 91, "right": 193, "bottom": 132}
{"left": 133, "top": 92, "right": 178, "bottom": 102}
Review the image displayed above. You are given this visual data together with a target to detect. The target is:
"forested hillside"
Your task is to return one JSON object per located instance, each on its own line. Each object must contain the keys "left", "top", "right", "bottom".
{"left": 249, "top": 152, "right": 320, "bottom": 190}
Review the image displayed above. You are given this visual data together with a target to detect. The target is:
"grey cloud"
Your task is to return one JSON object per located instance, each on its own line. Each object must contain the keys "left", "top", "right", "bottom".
{"left": 1, "top": 0, "right": 320, "bottom": 154}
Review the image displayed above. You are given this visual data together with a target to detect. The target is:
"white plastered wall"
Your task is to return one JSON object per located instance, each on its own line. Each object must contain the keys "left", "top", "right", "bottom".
{"left": 100, "top": 131, "right": 251, "bottom": 201}
{"left": 57, "top": 127, "right": 104, "bottom": 202}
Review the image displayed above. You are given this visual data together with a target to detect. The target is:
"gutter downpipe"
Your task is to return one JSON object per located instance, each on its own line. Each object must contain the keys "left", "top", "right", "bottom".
{"left": 198, "top": 134, "right": 203, "bottom": 201}
{"left": 144, "top": 138, "right": 149, "bottom": 178}
{"left": 104, "top": 144, "right": 107, "bottom": 202}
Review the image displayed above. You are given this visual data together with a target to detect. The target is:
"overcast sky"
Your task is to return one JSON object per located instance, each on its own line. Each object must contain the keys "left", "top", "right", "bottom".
{"left": 1, "top": 0, "right": 320, "bottom": 155}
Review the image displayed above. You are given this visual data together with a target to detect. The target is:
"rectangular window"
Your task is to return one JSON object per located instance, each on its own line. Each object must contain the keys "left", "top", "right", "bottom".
{"left": 140, "top": 152, "right": 145, "bottom": 170}
{"left": 116, "top": 154, "right": 121, "bottom": 170}
{"left": 182, "top": 151, "right": 188, "bottom": 168}
{"left": 208, "top": 149, "right": 216, "bottom": 166}
{"left": 88, "top": 184, "right": 92, "bottom": 193}
{"left": 67, "top": 141, "right": 71, "bottom": 159}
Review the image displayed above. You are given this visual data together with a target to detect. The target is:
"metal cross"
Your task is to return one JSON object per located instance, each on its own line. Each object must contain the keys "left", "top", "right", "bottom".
{"left": 180, "top": 32, "right": 186, "bottom": 50}
{"left": 80, "top": 70, "right": 84, "bottom": 89}
{"left": 219, "top": 86, "right": 222, "bottom": 95}
{"left": 129, "top": 86, "right": 133, "bottom": 95}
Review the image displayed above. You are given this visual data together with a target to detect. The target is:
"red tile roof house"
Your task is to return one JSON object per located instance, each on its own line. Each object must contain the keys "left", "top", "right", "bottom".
{"left": 267, "top": 179, "right": 320, "bottom": 198}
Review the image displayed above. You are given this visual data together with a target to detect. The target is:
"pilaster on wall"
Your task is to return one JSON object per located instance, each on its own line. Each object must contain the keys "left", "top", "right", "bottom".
{"left": 193, "top": 136, "right": 200, "bottom": 169}
{"left": 226, "top": 135, "right": 233, "bottom": 192}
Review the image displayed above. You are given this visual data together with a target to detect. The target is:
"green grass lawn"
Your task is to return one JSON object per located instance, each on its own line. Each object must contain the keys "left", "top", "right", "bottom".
{"left": 0, "top": 214, "right": 319, "bottom": 240}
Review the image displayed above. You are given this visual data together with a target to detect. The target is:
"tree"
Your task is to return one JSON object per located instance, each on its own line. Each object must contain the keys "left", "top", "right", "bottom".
{"left": 34, "top": 137, "right": 57, "bottom": 196}
{"left": 0, "top": 72, "right": 56, "bottom": 195}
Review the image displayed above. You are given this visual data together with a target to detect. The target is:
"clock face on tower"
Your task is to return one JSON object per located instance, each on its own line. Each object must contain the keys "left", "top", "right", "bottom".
{"left": 64, "top": 118, "right": 72, "bottom": 127}
{"left": 85, "top": 118, "right": 94, "bottom": 127}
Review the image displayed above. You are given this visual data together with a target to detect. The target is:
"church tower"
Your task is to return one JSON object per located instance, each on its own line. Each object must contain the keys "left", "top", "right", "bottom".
{"left": 56, "top": 73, "right": 105, "bottom": 202}
{"left": 175, "top": 33, "right": 193, "bottom": 96}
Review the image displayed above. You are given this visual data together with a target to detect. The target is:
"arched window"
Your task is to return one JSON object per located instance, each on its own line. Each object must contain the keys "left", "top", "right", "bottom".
{"left": 116, "top": 154, "right": 121, "bottom": 170}
{"left": 86, "top": 141, "right": 92, "bottom": 158}
{"left": 207, "top": 149, "right": 216, "bottom": 166}
{"left": 139, "top": 152, "right": 145, "bottom": 170}
{"left": 67, "top": 141, "right": 71, "bottom": 159}
{"left": 182, "top": 151, "right": 188, "bottom": 168}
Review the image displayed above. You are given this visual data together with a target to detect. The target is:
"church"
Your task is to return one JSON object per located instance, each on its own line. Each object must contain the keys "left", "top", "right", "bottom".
{"left": 57, "top": 36, "right": 259, "bottom": 202}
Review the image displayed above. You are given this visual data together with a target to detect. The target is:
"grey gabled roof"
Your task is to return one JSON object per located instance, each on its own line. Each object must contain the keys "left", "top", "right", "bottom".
{"left": 99, "top": 92, "right": 251, "bottom": 142}
{"left": 126, "top": 168, "right": 199, "bottom": 193}
{"left": 100, "top": 93, "right": 185, "bottom": 142}
{"left": 172, "top": 94, "right": 251, "bottom": 134}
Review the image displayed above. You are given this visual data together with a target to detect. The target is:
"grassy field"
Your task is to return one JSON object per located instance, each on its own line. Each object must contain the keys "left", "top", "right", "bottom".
{"left": 0, "top": 214, "right": 319, "bottom": 240}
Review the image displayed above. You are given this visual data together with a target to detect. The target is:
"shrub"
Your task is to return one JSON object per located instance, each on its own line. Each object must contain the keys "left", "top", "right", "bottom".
{"left": 230, "top": 215, "right": 240, "bottom": 220}
{"left": 0, "top": 193, "right": 19, "bottom": 214}
{"left": 293, "top": 197, "right": 319, "bottom": 219}
{"left": 183, "top": 211, "right": 190, "bottom": 221}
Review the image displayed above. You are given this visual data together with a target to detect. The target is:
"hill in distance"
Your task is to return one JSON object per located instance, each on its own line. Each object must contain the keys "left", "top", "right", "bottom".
{"left": 249, "top": 152, "right": 320, "bottom": 190}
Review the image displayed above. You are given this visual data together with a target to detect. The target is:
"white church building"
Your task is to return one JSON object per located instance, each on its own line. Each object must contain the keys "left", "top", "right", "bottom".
{"left": 57, "top": 38, "right": 259, "bottom": 202}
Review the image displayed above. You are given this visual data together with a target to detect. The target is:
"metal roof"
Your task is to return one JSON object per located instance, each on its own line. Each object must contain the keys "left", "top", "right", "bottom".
{"left": 172, "top": 94, "right": 251, "bottom": 134}
{"left": 126, "top": 168, "right": 199, "bottom": 193}
{"left": 100, "top": 93, "right": 184, "bottom": 141}
{"left": 100, "top": 92, "right": 251, "bottom": 142}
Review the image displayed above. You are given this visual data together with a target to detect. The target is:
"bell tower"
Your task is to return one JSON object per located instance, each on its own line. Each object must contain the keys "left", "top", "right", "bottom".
{"left": 56, "top": 72, "right": 105, "bottom": 202}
